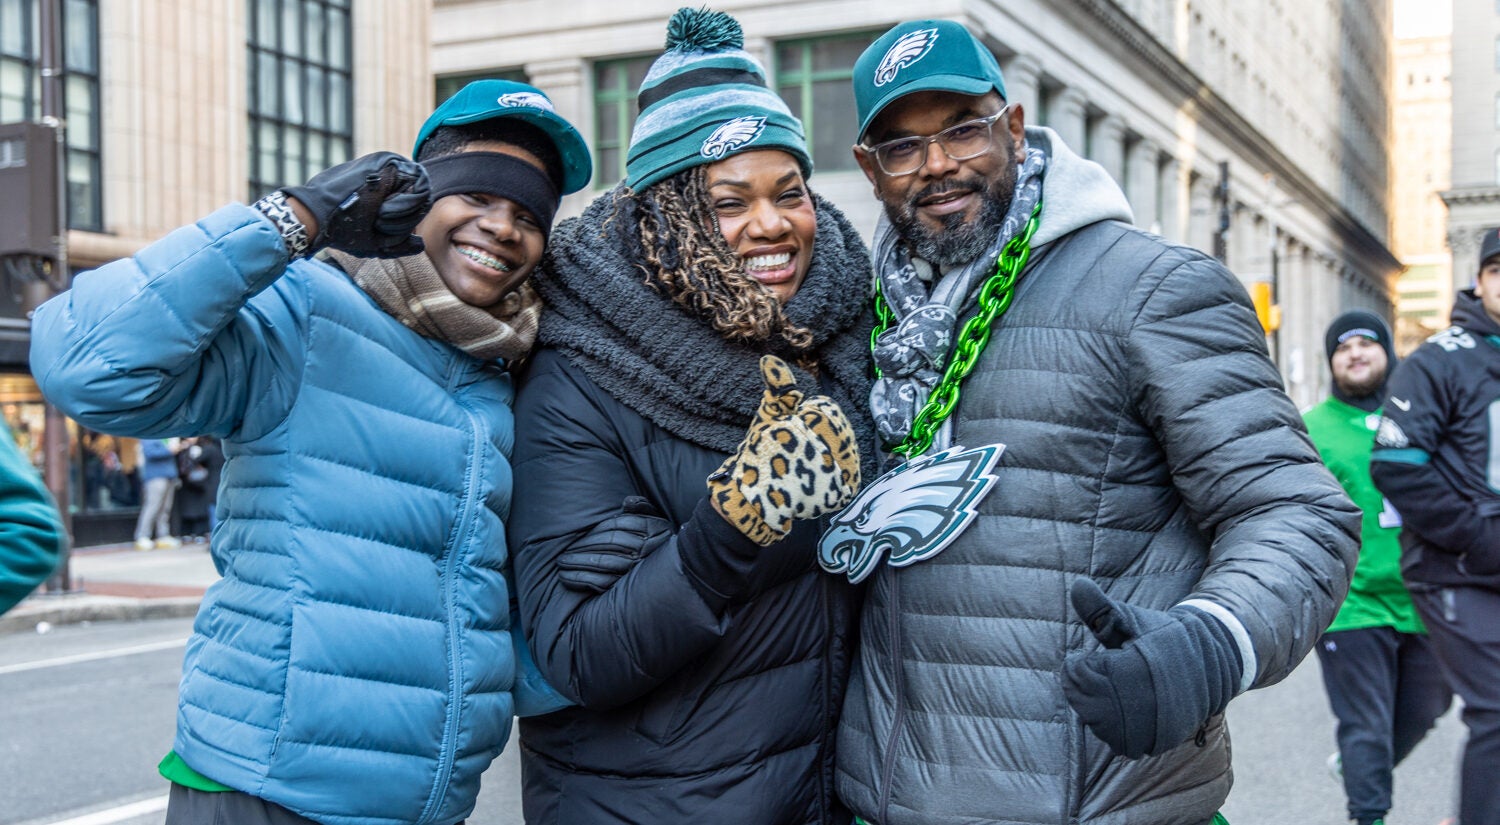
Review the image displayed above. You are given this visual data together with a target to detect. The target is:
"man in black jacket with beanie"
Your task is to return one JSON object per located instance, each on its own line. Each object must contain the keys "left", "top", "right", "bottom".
{"left": 1371, "top": 226, "right": 1500, "bottom": 825}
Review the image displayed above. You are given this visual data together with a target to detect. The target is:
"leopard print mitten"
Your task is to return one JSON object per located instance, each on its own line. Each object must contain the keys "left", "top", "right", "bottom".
{"left": 707, "top": 355, "right": 862, "bottom": 546}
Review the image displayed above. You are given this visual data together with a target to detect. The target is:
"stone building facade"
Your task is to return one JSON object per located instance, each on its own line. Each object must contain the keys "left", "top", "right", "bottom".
{"left": 1392, "top": 32, "right": 1453, "bottom": 353}
{"left": 1442, "top": 0, "right": 1500, "bottom": 293}
{"left": 1, "top": 0, "right": 430, "bottom": 542}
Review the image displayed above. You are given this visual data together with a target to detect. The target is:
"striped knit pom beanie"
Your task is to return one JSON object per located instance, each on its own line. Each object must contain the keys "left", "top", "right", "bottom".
{"left": 625, "top": 7, "right": 811, "bottom": 191}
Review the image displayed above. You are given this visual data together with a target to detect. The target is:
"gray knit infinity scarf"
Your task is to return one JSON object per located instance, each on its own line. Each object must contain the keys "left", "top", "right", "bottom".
{"left": 869, "top": 144, "right": 1048, "bottom": 450}
{"left": 538, "top": 185, "right": 879, "bottom": 481}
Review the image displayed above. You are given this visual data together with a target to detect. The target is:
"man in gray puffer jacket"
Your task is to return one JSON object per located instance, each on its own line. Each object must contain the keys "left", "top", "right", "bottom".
{"left": 826, "top": 20, "right": 1360, "bottom": 825}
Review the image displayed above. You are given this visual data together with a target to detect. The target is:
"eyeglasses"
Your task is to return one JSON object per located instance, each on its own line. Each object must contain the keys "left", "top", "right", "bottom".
{"left": 859, "top": 106, "right": 1010, "bottom": 177}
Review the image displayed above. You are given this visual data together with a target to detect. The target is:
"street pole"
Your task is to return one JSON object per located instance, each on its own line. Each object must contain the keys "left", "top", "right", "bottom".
{"left": 1213, "top": 160, "right": 1231, "bottom": 265}
{"left": 38, "top": 0, "right": 74, "bottom": 593}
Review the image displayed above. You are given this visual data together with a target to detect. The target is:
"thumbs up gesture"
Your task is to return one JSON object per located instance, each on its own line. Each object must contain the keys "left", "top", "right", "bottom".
{"left": 707, "top": 355, "right": 861, "bottom": 546}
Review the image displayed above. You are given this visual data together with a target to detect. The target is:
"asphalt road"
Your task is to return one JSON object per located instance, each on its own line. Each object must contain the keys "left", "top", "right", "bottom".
{"left": 1, "top": 617, "right": 1465, "bottom": 825}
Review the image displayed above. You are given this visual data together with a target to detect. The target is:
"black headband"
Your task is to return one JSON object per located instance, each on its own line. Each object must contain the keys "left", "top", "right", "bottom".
{"left": 422, "top": 151, "right": 561, "bottom": 236}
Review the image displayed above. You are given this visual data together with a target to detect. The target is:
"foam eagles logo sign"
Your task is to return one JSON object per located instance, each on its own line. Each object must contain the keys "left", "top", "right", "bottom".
{"left": 874, "top": 28, "right": 939, "bottom": 87}
{"left": 818, "top": 443, "right": 1003, "bottom": 584}
{"left": 497, "top": 92, "right": 554, "bottom": 112}
{"left": 700, "top": 115, "right": 766, "bottom": 159}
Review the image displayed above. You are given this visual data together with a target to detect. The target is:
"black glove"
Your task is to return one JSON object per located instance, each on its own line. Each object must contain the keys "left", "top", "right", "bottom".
{"left": 1062, "top": 577, "right": 1244, "bottom": 758}
{"left": 282, "top": 151, "right": 431, "bottom": 257}
{"left": 557, "top": 497, "right": 672, "bottom": 594}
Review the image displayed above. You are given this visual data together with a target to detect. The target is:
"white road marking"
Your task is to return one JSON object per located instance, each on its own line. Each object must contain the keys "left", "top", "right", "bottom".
{"left": 25, "top": 795, "right": 169, "bottom": 825}
{"left": 0, "top": 638, "right": 187, "bottom": 675}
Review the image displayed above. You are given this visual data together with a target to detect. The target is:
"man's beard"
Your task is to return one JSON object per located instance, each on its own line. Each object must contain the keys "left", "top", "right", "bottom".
{"left": 885, "top": 166, "right": 1017, "bottom": 267}
{"left": 1335, "top": 369, "right": 1384, "bottom": 400}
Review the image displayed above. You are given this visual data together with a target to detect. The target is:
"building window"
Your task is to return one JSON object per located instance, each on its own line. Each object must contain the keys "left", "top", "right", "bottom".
{"left": 0, "top": 0, "right": 102, "bottom": 231}
{"left": 435, "top": 68, "right": 527, "bottom": 105}
{"left": 592, "top": 55, "right": 651, "bottom": 187}
{"left": 774, "top": 31, "right": 878, "bottom": 173}
{"left": 248, "top": 0, "right": 353, "bottom": 199}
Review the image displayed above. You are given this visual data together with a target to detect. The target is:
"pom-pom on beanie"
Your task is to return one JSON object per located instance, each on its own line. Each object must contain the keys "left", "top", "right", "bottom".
{"left": 625, "top": 7, "right": 811, "bottom": 191}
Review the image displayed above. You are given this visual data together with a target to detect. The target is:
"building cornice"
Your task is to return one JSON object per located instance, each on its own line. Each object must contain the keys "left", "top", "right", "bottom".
{"left": 1051, "top": 0, "right": 1401, "bottom": 277}
{"left": 1440, "top": 186, "right": 1500, "bottom": 207}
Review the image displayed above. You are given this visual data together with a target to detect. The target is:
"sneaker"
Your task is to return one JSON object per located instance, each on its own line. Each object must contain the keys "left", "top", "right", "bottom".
{"left": 134, "top": 537, "right": 154, "bottom": 551}
{"left": 155, "top": 536, "right": 182, "bottom": 550}
{"left": 1327, "top": 752, "right": 1342, "bottom": 782}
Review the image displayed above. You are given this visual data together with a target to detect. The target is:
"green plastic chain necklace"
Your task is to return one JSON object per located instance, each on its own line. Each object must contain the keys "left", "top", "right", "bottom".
{"left": 871, "top": 200, "right": 1042, "bottom": 459}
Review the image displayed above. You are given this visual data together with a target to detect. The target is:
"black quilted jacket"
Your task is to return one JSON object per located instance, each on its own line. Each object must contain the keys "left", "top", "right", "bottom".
{"left": 508, "top": 348, "right": 858, "bottom": 825}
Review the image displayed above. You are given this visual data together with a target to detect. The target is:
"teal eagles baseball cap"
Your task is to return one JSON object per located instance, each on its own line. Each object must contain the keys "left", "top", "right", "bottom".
{"left": 414, "top": 79, "right": 593, "bottom": 195}
{"left": 853, "top": 19, "right": 1008, "bottom": 142}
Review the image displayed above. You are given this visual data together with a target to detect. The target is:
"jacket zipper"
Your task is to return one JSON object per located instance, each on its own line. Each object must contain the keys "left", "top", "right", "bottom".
{"left": 418, "top": 369, "right": 484, "bottom": 825}
{"left": 876, "top": 570, "right": 904, "bottom": 823}
{"left": 818, "top": 568, "right": 837, "bottom": 823}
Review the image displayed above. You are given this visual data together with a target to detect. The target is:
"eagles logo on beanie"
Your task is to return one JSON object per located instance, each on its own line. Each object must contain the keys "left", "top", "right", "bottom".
{"left": 625, "top": 7, "right": 811, "bottom": 191}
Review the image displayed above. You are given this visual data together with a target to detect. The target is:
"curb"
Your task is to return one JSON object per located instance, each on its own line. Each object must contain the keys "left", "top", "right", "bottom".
{"left": 0, "top": 595, "right": 201, "bottom": 635}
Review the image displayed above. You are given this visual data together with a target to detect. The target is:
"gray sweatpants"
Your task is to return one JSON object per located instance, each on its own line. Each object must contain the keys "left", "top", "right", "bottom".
{"left": 166, "top": 783, "right": 319, "bottom": 825}
{"left": 134, "top": 476, "right": 177, "bottom": 541}
{"left": 165, "top": 783, "right": 469, "bottom": 825}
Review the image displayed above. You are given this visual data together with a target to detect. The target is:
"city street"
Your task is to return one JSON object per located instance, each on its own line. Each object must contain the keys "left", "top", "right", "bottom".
{"left": 0, "top": 616, "right": 524, "bottom": 825}
{"left": 1, "top": 614, "right": 1465, "bottom": 825}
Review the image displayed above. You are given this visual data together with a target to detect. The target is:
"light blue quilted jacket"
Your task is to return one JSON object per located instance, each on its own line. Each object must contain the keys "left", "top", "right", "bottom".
{"left": 29, "top": 204, "right": 564, "bottom": 825}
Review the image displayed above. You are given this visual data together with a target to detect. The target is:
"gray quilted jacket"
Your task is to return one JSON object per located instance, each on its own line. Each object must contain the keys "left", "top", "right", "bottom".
{"left": 835, "top": 129, "right": 1359, "bottom": 825}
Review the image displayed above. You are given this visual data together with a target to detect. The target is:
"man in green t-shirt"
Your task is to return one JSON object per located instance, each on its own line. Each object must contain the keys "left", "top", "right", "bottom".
{"left": 1304, "top": 310, "right": 1452, "bottom": 825}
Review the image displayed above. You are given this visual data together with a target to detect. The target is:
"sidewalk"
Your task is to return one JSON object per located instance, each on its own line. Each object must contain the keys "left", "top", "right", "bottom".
{"left": 0, "top": 541, "right": 219, "bottom": 635}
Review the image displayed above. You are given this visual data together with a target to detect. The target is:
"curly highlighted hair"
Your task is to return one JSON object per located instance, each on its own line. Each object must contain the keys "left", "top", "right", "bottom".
{"left": 610, "top": 166, "right": 814, "bottom": 351}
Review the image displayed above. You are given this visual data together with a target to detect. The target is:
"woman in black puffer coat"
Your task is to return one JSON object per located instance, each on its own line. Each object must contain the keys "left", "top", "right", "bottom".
{"left": 507, "top": 9, "right": 875, "bottom": 824}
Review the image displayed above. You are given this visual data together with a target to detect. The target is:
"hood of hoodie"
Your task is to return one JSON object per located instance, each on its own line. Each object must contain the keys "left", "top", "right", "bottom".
{"left": 1026, "top": 125, "right": 1134, "bottom": 247}
{"left": 1449, "top": 289, "right": 1500, "bottom": 338}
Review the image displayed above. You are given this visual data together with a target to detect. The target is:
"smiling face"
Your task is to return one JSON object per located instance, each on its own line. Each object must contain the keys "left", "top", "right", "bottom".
{"left": 1331, "top": 335, "right": 1389, "bottom": 399}
{"left": 415, "top": 140, "right": 548, "bottom": 309}
{"left": 855, "top": 90, "right": 1025, "bottom": 266}
{"left": 704, "top": 149, "right": 817, "bottom": 304}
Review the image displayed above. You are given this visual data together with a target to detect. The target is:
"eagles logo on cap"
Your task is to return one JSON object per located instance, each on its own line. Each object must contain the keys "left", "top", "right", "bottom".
{"left": 875, "top": 28, "right": 939, "bottom": 87}
{"left": 497, "top": 92, "right": 554, "bottom": 112}
{"left": 700, "top": 115, "right": 766, "bottom": 160}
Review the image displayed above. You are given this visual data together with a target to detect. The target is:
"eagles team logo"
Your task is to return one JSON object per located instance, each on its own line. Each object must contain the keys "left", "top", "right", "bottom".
{"left": 818, "top": 443, "right": 1004, "bottom": 584}
{"left": 874, "top": 28, "right": 939, "bottom": 87}
{"left": 700, "top": 116, "right": 766, "bottom": 159}
{"left": 1375, "top": 418, "right": 1410, "bottom": 450}
{"left": 497, "top": 92, "right": 554, "bottom": 112}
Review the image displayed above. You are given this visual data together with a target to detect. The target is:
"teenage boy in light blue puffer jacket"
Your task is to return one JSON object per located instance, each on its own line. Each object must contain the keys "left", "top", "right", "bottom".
{"left": 29, "top": 80, "right": 590, "bottom": 825}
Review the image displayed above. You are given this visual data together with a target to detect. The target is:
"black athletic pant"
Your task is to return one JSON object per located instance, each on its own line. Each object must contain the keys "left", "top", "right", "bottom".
{"left": 1315, "top": 625, "right": 1452, "bottom": 824}
{"left": 1410, "top": 584, "right": 1500, "bottom": 825}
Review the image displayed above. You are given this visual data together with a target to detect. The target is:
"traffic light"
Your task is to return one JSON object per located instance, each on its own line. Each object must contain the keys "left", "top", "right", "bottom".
{"left": 0, "top": 122, "right": 60, "bottom": 261}
{"left": 1249, "top": 282, "right": 1280, "bottom": 334}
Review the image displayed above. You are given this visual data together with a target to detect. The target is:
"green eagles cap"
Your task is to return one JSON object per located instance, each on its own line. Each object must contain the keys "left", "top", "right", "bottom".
{"left": 853, "top": 19, "right": 1008, "bottom": 143}
{"left": 414, "top": 79, "right": 593, "bottom": 195}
